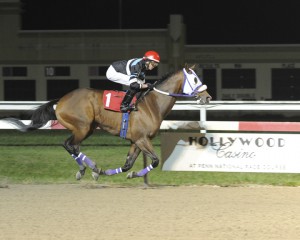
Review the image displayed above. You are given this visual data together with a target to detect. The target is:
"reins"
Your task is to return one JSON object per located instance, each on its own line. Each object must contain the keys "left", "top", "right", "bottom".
{"left": 135, "top": 67, "right": 208, "bottom": 104}
{"left": 153, "top": 85, "right": 207, "bottom": 98}
{"left": 134, "top": 80, "right": 158, "bottom": 105}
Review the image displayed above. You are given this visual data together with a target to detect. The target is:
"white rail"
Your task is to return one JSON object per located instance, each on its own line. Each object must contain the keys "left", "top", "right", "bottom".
{"left": 2, "top": 100, "right": 300, "bottom": 111}
{"left": 1, "top": 101, "right": 300, "bottom": 131}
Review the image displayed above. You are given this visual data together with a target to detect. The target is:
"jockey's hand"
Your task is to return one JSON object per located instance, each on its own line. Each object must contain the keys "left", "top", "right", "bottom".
{"left": 147, "top": 83, "right": 154, "bottom": 90}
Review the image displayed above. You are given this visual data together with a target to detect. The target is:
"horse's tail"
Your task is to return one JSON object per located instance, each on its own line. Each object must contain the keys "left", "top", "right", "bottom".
{"left": 4, "top": 99, "right": 59, "bottom": 132}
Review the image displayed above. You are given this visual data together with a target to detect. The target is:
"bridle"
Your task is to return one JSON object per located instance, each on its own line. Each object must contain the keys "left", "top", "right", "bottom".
{"left": 153, "top": 68, "right": 207, "bottom": 98}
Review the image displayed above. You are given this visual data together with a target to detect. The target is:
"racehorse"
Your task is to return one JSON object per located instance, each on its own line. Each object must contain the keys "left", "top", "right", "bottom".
{"left": 4, "top": 64, "right": 211, "bottom": 181}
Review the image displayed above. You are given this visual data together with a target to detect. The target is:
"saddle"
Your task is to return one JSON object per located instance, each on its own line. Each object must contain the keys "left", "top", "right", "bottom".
{"left": 103, "top": 90, "right": 137, "bottom": 112}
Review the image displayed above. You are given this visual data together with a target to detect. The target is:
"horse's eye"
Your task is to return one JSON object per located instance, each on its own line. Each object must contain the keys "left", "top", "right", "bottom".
{"left": 194, "top": 77, "right": 198, "bottom": 84}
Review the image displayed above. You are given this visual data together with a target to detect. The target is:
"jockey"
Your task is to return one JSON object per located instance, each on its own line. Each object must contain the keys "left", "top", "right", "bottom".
{"left": 106, "top": 50, "right": 160, "bottom": 112}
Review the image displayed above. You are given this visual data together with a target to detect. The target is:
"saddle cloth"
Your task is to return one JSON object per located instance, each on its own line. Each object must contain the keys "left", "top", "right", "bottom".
{"left": 103, "top": 90, "right": 137, "bottom": 112}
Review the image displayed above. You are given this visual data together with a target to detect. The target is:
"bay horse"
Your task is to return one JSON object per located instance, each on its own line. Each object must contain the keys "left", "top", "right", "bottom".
{"left": 5, "top": 64, "right": 211, "bottom": 181}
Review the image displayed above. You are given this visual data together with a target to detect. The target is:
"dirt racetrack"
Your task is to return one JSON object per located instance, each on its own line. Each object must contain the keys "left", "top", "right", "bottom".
{"left": 0, "top": 184, "right": 300, "bottom": 240}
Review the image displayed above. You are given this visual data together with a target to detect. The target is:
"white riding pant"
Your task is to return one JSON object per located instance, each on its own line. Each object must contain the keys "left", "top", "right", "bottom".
{"left": 106, "top": 65, "right": 130, "bottom": 86}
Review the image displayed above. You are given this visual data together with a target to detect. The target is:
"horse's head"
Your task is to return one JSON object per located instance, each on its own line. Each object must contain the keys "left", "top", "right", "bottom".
{"left": 183, "top": 64, "right": 212, "bottom": 105}
{"left": 151, "top": 64, "right": 212, "bottom": 104}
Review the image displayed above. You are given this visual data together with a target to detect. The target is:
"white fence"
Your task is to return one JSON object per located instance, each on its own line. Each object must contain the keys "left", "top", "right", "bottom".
{"left": 2, "top": 100, "right": 300, "bottom": 111}
{"left": 1, "top": 100, "right": 300, "bottom": 131}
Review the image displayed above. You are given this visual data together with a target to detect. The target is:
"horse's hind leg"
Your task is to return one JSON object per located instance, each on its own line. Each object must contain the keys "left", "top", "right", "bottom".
{"left": 63, "top": 128, "right": 102, "bottom": 180}
{"left": 63, "top": 135, "right": 82, "bottom": 159}
{"left": 63, "top": 135, "right": 86, "bottom": 180}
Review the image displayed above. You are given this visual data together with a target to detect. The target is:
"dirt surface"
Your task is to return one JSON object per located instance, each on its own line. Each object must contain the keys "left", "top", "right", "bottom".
{"left": 0, "top": 184, "right": 300, "bottom": 240}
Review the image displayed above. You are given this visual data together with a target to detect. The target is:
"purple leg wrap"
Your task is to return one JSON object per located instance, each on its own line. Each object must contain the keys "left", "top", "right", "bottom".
{"left": 71, "top": 154, "right": 85, "bottom": 170}
{"left": 104, "top": 167, "right": 122, "bottom": 176}
{"left": 71, "top": 152, "right": 95, "bottom": 170}
{"left": 77, "top": 152, "right": 95, "bottom": 169}
{"left": 136, "top": 164, "right": 153, "bottom": 177}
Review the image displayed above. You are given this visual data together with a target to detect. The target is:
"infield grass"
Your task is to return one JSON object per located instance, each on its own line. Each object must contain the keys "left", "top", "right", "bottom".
{"left": 1, "top": 130, "right": 300, "bottom": 186}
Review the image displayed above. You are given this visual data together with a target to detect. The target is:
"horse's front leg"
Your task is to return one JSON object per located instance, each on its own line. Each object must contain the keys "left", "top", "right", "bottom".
{"left": 127, "top": 138, "right": 159, "bottom": 179}
{"left": 103, "top": 144, "right": 141, "bottom": 176}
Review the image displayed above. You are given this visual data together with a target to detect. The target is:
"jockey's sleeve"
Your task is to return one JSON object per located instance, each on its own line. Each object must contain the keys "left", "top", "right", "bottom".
{"left": 129, "top": 59, "right": 144, "bottom": 80}
{"left": 111, "top": 60, "right": 127, "bottom": 74}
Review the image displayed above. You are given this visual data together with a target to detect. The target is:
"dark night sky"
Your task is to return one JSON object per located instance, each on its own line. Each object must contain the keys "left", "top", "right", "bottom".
{"left": 20, "top": 0, "right": 300, "bottom": 45}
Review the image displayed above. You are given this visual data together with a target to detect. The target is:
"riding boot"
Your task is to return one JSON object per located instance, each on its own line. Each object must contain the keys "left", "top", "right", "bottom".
{"left": 120, "top": 90, "right": 136, "bottom": 113}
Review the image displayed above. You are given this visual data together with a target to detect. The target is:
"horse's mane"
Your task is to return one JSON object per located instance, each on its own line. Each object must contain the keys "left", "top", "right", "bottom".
{"left": 155, "top": 63, "right": 199, "bottom": 87}
{"left": 136, "top": 73, "right": 173, "bottom": 101}
{"left": 155, "top": 71, "right": 176, "bottom": 87}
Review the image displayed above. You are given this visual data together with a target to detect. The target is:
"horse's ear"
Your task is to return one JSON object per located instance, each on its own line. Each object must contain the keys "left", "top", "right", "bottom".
{"left": 184, "top": 63, "right": 193, "bottom": 72}
{"left": 189, "top": 64, "right": 196, "bottom": 70}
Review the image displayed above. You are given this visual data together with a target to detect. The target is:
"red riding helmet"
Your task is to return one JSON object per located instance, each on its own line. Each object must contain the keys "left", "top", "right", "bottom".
{"left": 143, "top": 50, "right": 160, "bottom": 63}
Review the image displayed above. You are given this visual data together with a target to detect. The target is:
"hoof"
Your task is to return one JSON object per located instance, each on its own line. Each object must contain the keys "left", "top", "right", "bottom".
{"left": 75, "top": 171, "right": 82, "bottom": 180}
{"left": 92, "top": 167, "right": 101, "bottom": 181}
{"left": 75, "top": 167, "right": 86, "bottom": 180}
{"left": 127, "top": 171, "right": 138, "bottom": 179}
{"left": 92, "top": 172, "right": 100, "bottom": 181}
